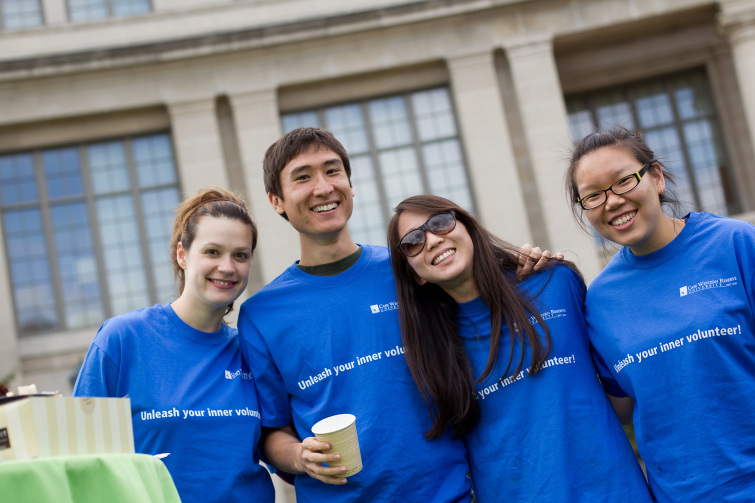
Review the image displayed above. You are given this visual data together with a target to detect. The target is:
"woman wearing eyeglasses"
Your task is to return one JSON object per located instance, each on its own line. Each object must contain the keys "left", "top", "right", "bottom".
{"left": 567, "top": 127, "right": 755, "bottom": 502}
{"left": 387, "top": 195, "right": 652, "bottom": 503}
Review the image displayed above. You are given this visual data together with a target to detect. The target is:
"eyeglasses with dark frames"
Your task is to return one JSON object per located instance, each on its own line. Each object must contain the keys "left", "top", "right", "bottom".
{"left": 397, "top": 211, "right": 457, "bottom": 257}
{"left": 577, "top": 163, "right": 653, "bottom": 210}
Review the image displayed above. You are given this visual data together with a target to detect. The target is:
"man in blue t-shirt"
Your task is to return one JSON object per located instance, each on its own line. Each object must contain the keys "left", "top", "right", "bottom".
{"left": 239, "top": 128, "right": 476, "bottom": 503}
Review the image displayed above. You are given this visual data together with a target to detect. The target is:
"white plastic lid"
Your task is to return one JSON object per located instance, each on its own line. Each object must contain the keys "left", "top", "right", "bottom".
{"left": 311, "top": 414, "right": 356, "bottom": 435}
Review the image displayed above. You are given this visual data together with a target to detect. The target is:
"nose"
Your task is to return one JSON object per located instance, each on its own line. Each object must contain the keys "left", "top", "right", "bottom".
{"left": 217, "top": 254, "right": 235, "bottom": 274}
{"left": 312, "top": 172, "right": 334, "bottom": 197}
{"left": 604, "top": 190, "right": 625, "bottom": 210}
{"left": 424, "top": 230, "right": 445, "bottom": 252}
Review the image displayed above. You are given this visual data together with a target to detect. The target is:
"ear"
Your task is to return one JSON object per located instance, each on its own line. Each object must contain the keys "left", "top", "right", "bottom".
{"left": 268, "top": 192, "right": 286, "bottom": 216}
{"left": 351, "top": 187, "right": 355, "bottom": 198}
{"left": 649, "top": 162, "right": 665, "bottom": 195}
{"left": 176, "top": 242, "right": 188, "bottom": 270}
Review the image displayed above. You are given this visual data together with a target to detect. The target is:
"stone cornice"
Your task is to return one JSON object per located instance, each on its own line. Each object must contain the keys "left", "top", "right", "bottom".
{"left": 0, "top": 0, "right": 516, "bottom": 81}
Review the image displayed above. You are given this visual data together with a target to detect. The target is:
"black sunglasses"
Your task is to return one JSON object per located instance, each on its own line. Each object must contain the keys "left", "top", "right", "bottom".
{"left": 397, "top": 211, "right": 457, "bottom": 257}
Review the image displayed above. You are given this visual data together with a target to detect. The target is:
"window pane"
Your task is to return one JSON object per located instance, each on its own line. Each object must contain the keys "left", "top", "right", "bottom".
{"left": 683, "top": 119, "right": 728, "bottom": 216}
{"left": 281, "top": 112, "right": 320, "bottom": 134}
{"left": 643, "top": 127, "right": 696, "bottom": 214}
{"left": 673, "top": 71, "right": 713, "bottom": 120}
{"left": 133, "top": 134, "right": 176, "bottom": 188}
{"left": 111, "top": 0, "right": 150, "bottom": 17}
{"left": 411, "top": 88, "right": 457, "bottom": 142}
{"left": 3, "top": 209, "right": 57, "bottom": 335}
{"left": 378, "top": 147, "right": 423, "bottom": 211}
{"left": 88, "top": 141, "right": 130, "bottom": 194}
{"left": 593, "top": 90, "right": 635, "bottom": 130}
{"left": 95, "top": 195, "right": 150, "bottom": 316}
{"left": 0, "top": 153, "right": 38, "bottom": 205}
{"left": 50, "top": 203, "right": 104, "bottom": 329}
{"left": 347, "top": 155, "right": 385, "bottom": 246}
{"left": 42, "top": 147, "right": 84, "bottom": 199}
{"left": 422, "top": 139, "right": 473, "bottom": 213}
{"left": 368, "top": 97, "right": 412, "bottom": 149}
{"left": 1, "top": 0, "right": 43, "bottom": 30}
{"left": 68, "top": 0, "right": 108, "bottom": 22}
{"left": 634, "top": 82, "right": 674, "bottom": 129}
{"left": 141, "top": 187, "right": 180, "bottom": 303}
{"left": 324, "top": 105, "right": 369, "bottom": 154}
{"left": 566, "top": 97, "right": 596, "bottom": 142}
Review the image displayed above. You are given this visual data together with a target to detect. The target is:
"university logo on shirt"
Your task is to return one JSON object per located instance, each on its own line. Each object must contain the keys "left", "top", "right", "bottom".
{"left": 225, "top": 369, "right": 252, "bottom": 380}
{"left": 679, "top": 277, "right": 737, "bottom": 297}
{"left": 370, "top": 302, "right": 398, "bottom": 314}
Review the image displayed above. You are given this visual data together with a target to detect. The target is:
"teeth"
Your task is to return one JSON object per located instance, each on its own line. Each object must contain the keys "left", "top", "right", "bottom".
{"left": 432, "top": 249, "right": 456, "bottom": 265}
{"left": 313, "top": 203, "right": 338, "bottom": 212}
{"left": 213, "top": 280, "right": 230, "bottom": 286}
{"left": 611, "top": 212, "right": 636, "bottom": 226}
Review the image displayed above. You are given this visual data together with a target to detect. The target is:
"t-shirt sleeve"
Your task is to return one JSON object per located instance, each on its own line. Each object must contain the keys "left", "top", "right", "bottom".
{"left": 590, "top": 346, "right": 627, "bottom": 398}
{"left": 73, "top": 342, "right": 119, "bottom": 397}
{"left": 238, "top": 302, "right": 293, "bottom": 428}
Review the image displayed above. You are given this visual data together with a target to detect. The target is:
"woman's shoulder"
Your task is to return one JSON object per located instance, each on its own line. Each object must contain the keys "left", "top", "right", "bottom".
{"left": 521, "top": 263, "right": 586, "bottom": 298}
{"left": 693, "top": 212, "right": 755, "bottom": 241}
{"left": 95, "top": 304, "right": 166, "bottom": 343}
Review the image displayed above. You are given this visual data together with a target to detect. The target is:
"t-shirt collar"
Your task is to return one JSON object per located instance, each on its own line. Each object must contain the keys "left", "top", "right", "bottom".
{"left": 161, "top": 303, "right": 233, "bottom": 344}
{"left": 620, "top": 211, "right": 698, "bottom": 269}
{"left": 286, "top": 243, "right": 374, "bottom": 288}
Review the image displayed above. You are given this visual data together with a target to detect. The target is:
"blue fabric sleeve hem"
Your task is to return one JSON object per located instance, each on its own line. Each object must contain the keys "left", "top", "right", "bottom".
{"left": 261, "top": 418, "right": 294, "bottom": 429}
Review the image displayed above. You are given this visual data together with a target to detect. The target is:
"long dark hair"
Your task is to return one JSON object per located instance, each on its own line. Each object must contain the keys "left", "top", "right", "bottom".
{"left": 388, "top": 195, "right": 566, "bottom": 439}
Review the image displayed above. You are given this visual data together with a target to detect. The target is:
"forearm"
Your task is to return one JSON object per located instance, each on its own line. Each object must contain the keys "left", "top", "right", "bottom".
{"left": 263, "top": 425, "right": 305, "bottom": 474}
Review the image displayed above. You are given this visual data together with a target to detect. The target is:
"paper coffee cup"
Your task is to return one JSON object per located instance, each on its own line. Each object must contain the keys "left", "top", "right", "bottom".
{"left": 311, "top": 414, "right": 362, "bottom": 478}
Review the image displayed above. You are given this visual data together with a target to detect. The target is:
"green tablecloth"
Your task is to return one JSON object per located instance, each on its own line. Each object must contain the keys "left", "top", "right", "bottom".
{"left": 0, "top": 453, "right": 182, "bottom": 503}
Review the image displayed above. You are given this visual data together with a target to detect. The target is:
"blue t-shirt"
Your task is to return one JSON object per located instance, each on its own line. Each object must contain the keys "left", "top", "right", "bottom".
{"left": 586, "top": 212, "right": 755, "bottom": 503}
{"left": 458, "top": 265, "right": 651, "bottom": 503}
{"left": 239, "top": 244, "right": 471, "bottom": 503}
{"left": 73, "top": 303, "right": 275, "bottom": 503}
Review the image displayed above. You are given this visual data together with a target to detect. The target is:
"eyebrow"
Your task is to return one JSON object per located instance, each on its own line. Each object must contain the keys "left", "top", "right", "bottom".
{"left": 204, "top": 242, "right": 252, "bottom": 251}
{"left": 288, "top": 158, "right": 343, "bottom": 178}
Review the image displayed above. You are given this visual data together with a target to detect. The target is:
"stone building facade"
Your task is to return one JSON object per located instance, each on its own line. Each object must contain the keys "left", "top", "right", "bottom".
{"left": 1, "top": 3, "right": 754, "bottom": 497}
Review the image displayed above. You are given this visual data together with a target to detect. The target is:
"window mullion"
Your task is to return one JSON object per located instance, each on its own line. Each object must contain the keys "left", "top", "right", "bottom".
{"left": 665, "top": 79, "right": 703, "bottom": 210}
{"left": 34, "top": 151, "right": 67, "bottom": 331}
{"left": 125, "top": 138, "right": 159, "bottom": 304}
{"left": 79, "top": 145, "right": 113, "bottom": 319}
{"left": 404, "top": 93, "right": 431, "bottom": 196}
{"left": 360, "top": 101, "right": 392, "bottom": 224}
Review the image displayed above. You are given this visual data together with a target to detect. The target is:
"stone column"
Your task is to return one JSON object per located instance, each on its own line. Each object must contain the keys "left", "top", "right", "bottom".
{"left": 167, "top": 98, "right": 230, "bottom": 195}
{"left": 505, "top": 39, "right": 602, "bottom": 281}
{"left": 720, "top": 0, "right": 755, "bottom": 168}
{"left": 447, "top": 51, "right": 532, "bottom": 244}
{"left": 229, "top": 89, "right": 300, "bottom": 285}
{"left": 0, "top": 217, "right": 21, "bottom": 391}
{"left": 40, "top": 0, "right": 67, "bottom": 26}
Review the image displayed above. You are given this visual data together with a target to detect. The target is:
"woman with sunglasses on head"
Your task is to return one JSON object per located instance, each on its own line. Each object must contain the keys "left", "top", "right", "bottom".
{"left": 74, "top": 188, "right": 275, "bottom": 503}
{"left": 388, "top": 195, "right": 652, "bottom": 503}
{"left": 567, "top": 127, "right": 755, "bottom": 502}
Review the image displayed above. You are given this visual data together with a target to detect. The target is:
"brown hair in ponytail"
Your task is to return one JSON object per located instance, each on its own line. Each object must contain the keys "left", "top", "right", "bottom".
{"left": 170, "top": 187, "right": 257, "bottom": 315}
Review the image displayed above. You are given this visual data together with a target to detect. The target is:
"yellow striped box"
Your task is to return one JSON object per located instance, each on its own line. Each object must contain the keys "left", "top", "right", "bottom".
{"left": 0, "top": 396, "right": 134, "bottom": 461}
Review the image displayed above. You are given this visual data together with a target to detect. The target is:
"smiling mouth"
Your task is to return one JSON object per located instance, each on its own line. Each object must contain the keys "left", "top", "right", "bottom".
{"left": 433, "top": 249, "right": 456, "bottom": 265}
{"left": 312, "top": 202, "right": 339, "bottom": 212}
{"left": 611, "top": 211, "right": 637, "bottom": 227}
{"left": 209, "top": 279, "right": 236, "bottom": 287}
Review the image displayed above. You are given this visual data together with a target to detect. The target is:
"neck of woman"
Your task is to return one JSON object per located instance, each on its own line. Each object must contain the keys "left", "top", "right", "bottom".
{"left": 171, "top": 294, "right": 226, "bottom": 333}
{"left": 629, "top": 214, "right": 685, "bottom": 256}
